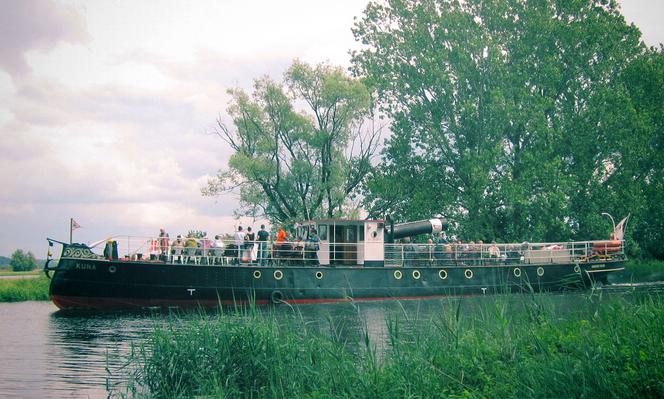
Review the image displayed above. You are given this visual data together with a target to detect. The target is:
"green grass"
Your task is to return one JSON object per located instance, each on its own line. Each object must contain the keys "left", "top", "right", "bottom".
{"left": 125, "top": 293, "right": 664, "bottom": 398}
{"left": 0, "top": 275, "right": 50, "bottom": 302}
{"left": 0, "top": 269, "right": 40, "bottom": 276}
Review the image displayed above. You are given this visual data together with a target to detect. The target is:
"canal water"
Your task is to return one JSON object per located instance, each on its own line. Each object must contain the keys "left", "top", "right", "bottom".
{"left": 0, "top": 285, "right": 662, "bottom": 398}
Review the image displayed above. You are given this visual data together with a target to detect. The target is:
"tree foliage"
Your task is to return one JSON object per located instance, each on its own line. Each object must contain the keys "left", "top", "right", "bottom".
{"left": 10, "top": 249, "right": 38, "bottom": 272}
{"left": 204, "top": 61, "right": 380, "bottom": 225}
{"left": 352, "top": 0, "right": 662, "bottom": 257}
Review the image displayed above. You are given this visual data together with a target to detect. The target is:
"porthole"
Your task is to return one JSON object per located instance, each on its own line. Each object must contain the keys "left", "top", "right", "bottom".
{"left": 412, "top": 270, "right": 421, "bottom": 280}
{"left": 573, "top": 265, "right": 581, "bottom": 273}
{"left": 464, "top": 269, "right": 473, "bottom": 279}
{"left": 438, "top": 269, "right": 448, "bottom": 280}
{"left": 513, "top": 268, "right": 522, "bottom": 277}
{"left": 253, "top": 270, "right": 261, "bottom": 279}
{"left": 109, "top": 265, "right": 116, "bottom": 274}
{"left": 394, "top": 270, "right": 403, "bottom": 280}
{"left": 537, "top": 267, "right": 544, "bottom": 277}
{"left": 274, "top": 270, "right": 283, "bottom": 280}
{"left": 315, "top": 271, "right": 324, "bottom": 280}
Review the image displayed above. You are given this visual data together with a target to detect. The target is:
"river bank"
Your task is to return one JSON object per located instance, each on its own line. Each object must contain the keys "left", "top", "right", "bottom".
{"left": 0, "top": 275, "right": 50, "bottom": 302}
{"left": 124, "top": 291, "right": 664, "bottom": 398}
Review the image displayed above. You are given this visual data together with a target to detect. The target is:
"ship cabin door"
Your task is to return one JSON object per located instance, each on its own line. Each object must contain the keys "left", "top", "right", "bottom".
{"left": 329, "top": 221, "right": 362, "bottom": 266}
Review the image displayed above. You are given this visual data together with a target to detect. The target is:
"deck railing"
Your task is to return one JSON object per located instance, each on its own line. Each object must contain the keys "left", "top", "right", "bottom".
{"left": 385, "top": 240, "right": 625, "bottom": 267}
{"left": 71, "top": 236, "right": 625, "bottom": 267}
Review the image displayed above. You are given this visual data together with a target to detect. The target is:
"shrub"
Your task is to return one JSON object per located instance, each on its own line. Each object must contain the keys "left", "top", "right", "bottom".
{"left": 10, "top": 249, "right": 38, "bottom": 272}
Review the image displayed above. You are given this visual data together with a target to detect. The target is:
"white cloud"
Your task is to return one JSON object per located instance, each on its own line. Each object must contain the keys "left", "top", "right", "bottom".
{"left": 0, "top": 0, "right": 89, "bottom": 78}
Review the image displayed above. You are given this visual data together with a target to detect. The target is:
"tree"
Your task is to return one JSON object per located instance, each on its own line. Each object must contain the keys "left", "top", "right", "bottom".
{"left": 10, "top": 249, "right": 38, "bottom": 272}
{"left": 352, "top": 0, "right": 648, "bottom": 244}
{"left": 602, "top": 47, "right": 664, "bottom": 258}
{"left": 204, "top": 60, "right": 380, "bottom": 224}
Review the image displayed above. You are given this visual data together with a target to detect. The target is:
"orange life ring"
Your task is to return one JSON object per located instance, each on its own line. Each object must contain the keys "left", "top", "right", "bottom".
{"left": 594, "top": 246, "right": 622, "bottom": 253}
{"left": 593, "top": 240, "right": 621, "bottom": 248}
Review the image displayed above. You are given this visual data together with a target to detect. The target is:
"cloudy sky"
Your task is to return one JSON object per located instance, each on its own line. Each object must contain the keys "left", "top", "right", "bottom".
{"left": 0, "top": 0, "right": 662, "bottom": 257}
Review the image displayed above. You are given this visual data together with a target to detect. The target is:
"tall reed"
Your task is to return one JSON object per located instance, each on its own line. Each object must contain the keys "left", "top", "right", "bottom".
{"left": 125, "top": 293, "right": 664, "bottom": 398}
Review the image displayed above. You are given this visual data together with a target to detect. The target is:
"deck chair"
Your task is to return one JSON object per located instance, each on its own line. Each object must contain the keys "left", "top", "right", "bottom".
{"left": 172, "top": 248, "right": 184, "bottom": 264}
{"left": 184, "top": 247, "right": 200, "bottom": 265}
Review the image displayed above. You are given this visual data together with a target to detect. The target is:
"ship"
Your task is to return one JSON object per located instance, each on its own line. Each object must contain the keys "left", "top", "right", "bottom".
{"left": 44, "top": 216, "right": 627, "bottom": 310}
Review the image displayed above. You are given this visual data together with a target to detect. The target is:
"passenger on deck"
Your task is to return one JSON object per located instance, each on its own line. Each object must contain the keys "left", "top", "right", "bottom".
{"left": 245, "top": 226, "right": 255, "bottom": 262}
{"left": 172, "top": 235, "right": 185, "bottom": 249}
{"left": 158, "top": 228, "right": 170, "bottom": 260}
{"left": 275, "top": 226, "right": 289, "bottom": 260}
{"left": 234, "top": 226, "right": 245, "bottom": 264}
{"left": 488, "top": 241, "right": 500, "bottom": 264}
{"left": 306, "top": 229, "right": 320, "bottom": 265}
{"left": 200, "top": 233, "right": 212, "bottom": 262}
{"left": 149, "top": 238, "right": 160, "bottom": 260}
{"left": 403, "top": 237, "right": 417, "bottom": 266}
{"left": 276, "top": 226, "right": 287, "bottom": 244}
{"left": 184, "top": 234, "right": 198, "bottom": 248}
{"left": 171, "top": 235, "right": 185, "bottom": 263}
{"left": 257, "top": 224, "right": 269, "bottom": 265}
{"left": 293, "top": 236, "right": 304, "bottom": 260}
{"left": 213, "top": 234, "right": 225, "bottom": 248}
{"left": 211, "top": 235, "right": 225, "bottom": 265}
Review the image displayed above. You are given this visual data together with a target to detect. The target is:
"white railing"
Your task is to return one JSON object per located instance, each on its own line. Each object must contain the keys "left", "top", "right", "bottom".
{"left": 86, "top": 236, "right": 323, "bottom": 266}
{"left": 80, "top": 236, "right": 624, "bottom": 267}
{"left": 384, "top": 240, "right": 625, "bottom": 267}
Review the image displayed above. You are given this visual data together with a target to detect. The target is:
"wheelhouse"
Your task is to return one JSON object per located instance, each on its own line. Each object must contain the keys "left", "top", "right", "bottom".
{"left": 297, "top": 219, "right": 386, "bottom": 267}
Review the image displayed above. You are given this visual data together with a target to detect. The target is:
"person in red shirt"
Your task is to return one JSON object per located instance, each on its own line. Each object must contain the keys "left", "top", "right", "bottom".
{"left": 276, "top": 226, "right": 287, "bottom": 244}
{"left": 276, "top": 226, "right": 288, "bottom": 260}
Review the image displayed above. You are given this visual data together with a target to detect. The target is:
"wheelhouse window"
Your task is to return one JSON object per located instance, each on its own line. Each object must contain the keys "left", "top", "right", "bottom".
{"left": 319, "top": 224, "right": 328, "bottom": 240}
{"left": 347, "top": 226, "right": 357, "bottom": 241}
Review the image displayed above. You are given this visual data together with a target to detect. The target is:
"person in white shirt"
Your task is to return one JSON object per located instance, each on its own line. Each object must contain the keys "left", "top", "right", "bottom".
{"left": 234, "top": 226, "right": 245, "bottom": 263}
{"left": 211, "top": 235, "right": 225, "bottom": 264}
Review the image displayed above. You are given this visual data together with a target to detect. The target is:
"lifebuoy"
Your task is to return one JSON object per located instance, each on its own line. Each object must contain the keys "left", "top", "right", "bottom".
{"left": 595, "top": 246, "right": 622, "bottom": 253}
{"left": 593, "top": 240, "right": 622, "bottom": 253}
{"left": 593, "top": 240, "right": 621, "bottom": 248}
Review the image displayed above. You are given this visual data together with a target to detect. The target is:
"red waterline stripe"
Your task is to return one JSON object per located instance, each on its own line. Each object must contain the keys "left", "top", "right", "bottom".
{"left": 52, "top": 293, "right": 478, "bottom": 310}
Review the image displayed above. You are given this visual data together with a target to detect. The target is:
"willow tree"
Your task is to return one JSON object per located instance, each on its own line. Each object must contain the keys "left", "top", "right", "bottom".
{"left": 203, "top": 61, "right": 379, "bottom": 224}
{"left": 352, "top": 0, "right": 645, "bottom": 242}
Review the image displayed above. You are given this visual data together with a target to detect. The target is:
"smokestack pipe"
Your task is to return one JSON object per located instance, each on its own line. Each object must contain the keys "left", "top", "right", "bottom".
{"left": 386, "top": 216, "right": 448, "bottom": 241}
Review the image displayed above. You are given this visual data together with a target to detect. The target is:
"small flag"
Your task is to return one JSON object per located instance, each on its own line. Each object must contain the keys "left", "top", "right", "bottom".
{"left": 611, "top": 215, "right": 630, "bottom": 241}
{"left": 72, "top": 219, "right": 81, "bottom": 230}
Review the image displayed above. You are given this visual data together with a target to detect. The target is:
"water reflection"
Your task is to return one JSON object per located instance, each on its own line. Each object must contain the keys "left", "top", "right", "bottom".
{"left": 47, "top": 311, "right": 157, "bottom": 398}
